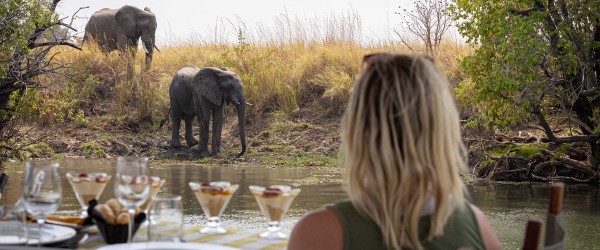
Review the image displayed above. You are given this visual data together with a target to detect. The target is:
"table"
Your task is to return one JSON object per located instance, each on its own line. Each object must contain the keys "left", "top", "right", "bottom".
{"left": 79, "top": 224, "right": 288, "bottom": 250}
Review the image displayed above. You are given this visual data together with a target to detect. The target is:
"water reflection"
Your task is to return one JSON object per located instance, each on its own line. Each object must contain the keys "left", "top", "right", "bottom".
{"left": 1, "top": 159, "right": 598, "bottom": 249}
{"left": 468, "top": 181, "right": 600, "bottom": 249}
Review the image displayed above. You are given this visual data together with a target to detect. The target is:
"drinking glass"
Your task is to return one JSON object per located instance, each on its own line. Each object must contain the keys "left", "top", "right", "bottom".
{"left": 114, "top": 156, "right": 151, "bottom": 244}
{"left": 189, "top": 181, "right": 238, "bottom": 234}
{"left": 22, "top": 162, "right": 62, "bottom": 247}
{"left": 148, "top": 194, "right": 184, "bottom": 242}
{"left": 250, "top": 185, "right": 300, "bottom": 239}
{"left": 0, "top": 205, "right": 28, "bottom": 244}
{"left": 66, "top": 172, "right": 111, "bottom": 217}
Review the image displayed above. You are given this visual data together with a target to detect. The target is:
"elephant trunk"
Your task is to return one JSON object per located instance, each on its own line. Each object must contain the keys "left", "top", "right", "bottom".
{"left": 141, "top": 32, "right": 155, "bottom": 69}
{"left": 236, "top": 101, "right": 246, "bottom": 158}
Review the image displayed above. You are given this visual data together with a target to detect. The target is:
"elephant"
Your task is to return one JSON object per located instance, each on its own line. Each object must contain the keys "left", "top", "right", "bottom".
{"left": 83, "top": 5, "right": 158, "bottom": 69}
{"left": 169, "top": 66, "right": 247, "bottom": 158}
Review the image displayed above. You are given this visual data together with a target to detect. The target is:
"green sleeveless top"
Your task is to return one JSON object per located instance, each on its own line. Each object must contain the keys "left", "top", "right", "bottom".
{"left": 328, "top": 201, "right": 485, "bottom": 250}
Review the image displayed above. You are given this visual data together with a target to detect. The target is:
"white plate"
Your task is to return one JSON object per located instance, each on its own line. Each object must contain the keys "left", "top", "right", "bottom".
{"left": 0, "top": 235, "right": 28, "bottom": 245}
{"left": 26, "top": 224, "right": 77, "bottom": 245}
{"left": 0, "top": 220, "right": 27, "bottom": 244}
{"left": 97, "top": 242, "right": 241, "bottom": 250}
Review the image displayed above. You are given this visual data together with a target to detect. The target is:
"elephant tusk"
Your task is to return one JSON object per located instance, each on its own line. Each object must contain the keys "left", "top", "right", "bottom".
{"left": 154, "top": 45, "right": 161, "bottom": 52}
{"left": 245, "top": 102, "right": 253, "bottom": 106}
{"left": 144, "top": 46, "right": 150, "bottom": 54}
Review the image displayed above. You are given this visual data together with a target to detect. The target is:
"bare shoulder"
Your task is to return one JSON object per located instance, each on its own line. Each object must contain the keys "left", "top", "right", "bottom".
{"left": 288, "top": 207, "right": 343, "bottom": 250}
{"left": 469, "top": 204, "right": 502, "bottom": 250}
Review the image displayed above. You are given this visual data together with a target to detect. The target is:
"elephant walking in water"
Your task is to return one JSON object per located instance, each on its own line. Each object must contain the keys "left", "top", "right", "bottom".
{"left": 169, "top": 66, "right": 247, "bottom": 158}
{"left": 84, "top": 5, "right": 158, "bottom": 69}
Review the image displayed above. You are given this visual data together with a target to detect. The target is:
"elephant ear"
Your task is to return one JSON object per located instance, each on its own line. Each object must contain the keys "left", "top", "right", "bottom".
{"left": 195, "top": 68, "right": 223, "bottom": 106}
{"left": 115, "top": 5, "right": 140, "bottom": 37}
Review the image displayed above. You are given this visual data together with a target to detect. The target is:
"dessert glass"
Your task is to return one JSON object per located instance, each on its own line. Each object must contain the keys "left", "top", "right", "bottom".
{"left": 139, "top": 176, "right": 166, "bottom": 212}
{"left": 66, "top": 172, "right": 111, "bottom": 217}
{"left": 189, "top": 181, "right": 238, "bottom": 234}
{"left": 250, "top": 185, "right": 300, "bottom": 239}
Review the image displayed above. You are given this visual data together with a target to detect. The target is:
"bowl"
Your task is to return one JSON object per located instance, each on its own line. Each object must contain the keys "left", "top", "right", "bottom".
{"left": 87, "top": 199, "right": 146, "bottom": 244}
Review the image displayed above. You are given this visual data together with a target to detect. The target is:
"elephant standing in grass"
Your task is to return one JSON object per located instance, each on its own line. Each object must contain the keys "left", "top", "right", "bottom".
{"left": 169, "top": 66, "right": 247, "bottom": 158}
{"left": 84, "top": 5, "right": 158, "bottom": 69}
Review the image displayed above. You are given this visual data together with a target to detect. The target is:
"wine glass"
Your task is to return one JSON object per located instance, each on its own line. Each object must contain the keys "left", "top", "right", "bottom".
{"left": 189, "top": 181, "right": 238, "bottom": 234}
{"left": 114, "top": 156, "right": 151, "bottom": 244}
{"left": 22, "top": 162, "right": 62, "bottom": 247}
{"left": 250, "top": 185, "right": 300, "bottom": 239}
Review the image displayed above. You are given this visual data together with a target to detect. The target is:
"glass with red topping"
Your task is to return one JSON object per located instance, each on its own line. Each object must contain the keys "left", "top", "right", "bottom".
{"left": 189, "top": 181, "right": 238, "bottom": 234}
{"left": 139, "top": 176, "right": 166, "bottom": 212}
{"left": 66, "top": 172, "right": 111, "bottom": 217}
{"left": 249, "top": 185, "right": 300, "bottom": 239}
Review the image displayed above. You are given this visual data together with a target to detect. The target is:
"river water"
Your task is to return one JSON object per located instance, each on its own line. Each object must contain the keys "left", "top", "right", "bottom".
{"left": 1, "top": 159, "right": 598, "bottom": 249}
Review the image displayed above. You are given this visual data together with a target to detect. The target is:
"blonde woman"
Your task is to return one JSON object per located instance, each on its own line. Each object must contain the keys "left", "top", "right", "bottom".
{"left": 288, "top": 54, "right": 501, "bottom": 250}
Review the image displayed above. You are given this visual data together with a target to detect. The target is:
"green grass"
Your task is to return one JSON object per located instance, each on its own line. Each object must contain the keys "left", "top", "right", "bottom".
{"left": 80, "top": 142, "right": 107, "bottom": 158}
{"left": 249, "top": 151, "right": 339, "bottom": 168}
{"left": 22, "top": 142, "right": 55, "bottom": 159}
{"left": 485, "top": 144, "right": 549, "bottom": 158}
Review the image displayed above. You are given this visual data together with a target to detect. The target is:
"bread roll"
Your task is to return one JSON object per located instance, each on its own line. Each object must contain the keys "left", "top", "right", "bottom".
{"left": 106, "top": 198, "right": 122, "bottom": 214}
{"left": 116, "top": 212, "right": 130, "bottom": 224}
{"left": 95, "top": 204, "right": 115, "bottom": 223}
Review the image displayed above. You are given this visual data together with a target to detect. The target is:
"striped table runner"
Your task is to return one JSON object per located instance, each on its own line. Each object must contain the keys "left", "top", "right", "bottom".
{"left": 79, "top": 225, "right": 288, "bottom": 250}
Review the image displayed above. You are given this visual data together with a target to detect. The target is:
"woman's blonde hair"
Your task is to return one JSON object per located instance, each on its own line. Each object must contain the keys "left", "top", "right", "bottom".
{"left": 341, "top": 53, "right": 467, "bottom": 250}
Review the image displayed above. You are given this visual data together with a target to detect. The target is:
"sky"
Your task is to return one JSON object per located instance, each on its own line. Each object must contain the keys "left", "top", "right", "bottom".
{"left": 55, "top": 0, "right": 411, "bottom": 46}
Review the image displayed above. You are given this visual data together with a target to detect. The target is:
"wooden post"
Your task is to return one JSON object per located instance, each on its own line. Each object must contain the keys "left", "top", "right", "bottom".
{"left": 522, "top": 219, "right": 543, "bottom": 250}
{"left": 549, "top": 182, "right": 565, "bottom": 215}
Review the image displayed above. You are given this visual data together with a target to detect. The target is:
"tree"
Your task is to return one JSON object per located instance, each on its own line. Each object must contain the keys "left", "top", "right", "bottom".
{"left": 0, "top": 0, "right": 81, "bottom": 168}
{"left": 395, "top": 0, "right": 453, "bottom": 56}
{"left": 450, "top": 1, "right": 600, "bottom": 170}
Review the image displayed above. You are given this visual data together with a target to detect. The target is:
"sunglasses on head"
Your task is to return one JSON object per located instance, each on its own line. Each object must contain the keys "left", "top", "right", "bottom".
{"left": 361, "top": 53, "right": 434, "bottom": 68}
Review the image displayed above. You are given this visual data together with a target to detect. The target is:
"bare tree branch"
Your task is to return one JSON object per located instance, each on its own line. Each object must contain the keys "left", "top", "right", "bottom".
{"left": 30, "top": 41, "right": 82, "bottom": 50}
{"left": 394, "top": 29, "right": 415, "bottom": 51}
{"left": 395, "top": 0, "right": 452, "bottom": 56}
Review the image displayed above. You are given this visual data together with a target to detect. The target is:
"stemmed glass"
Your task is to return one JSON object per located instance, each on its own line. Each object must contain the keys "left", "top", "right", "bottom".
{"left": 189, "top": 181, "right": 238, "bottom": 234}
{"left": 114, "top": 156, "right": 151, "bottom": 244}
{"left": 250, "top": 185, "right": 300, "bottom": 239}
{"left": 66, "top": 172, "right": 111, "bottom": 217}
{"left": 139, "top": 176, "right": 166, "bottom": 213}
{"left": 22, "top": 162, "right": 62, "bottom": 247}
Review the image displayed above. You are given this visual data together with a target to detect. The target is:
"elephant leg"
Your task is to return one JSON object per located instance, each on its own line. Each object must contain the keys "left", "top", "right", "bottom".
{"left": 197, "top": 107, "right": 210, "bottom": 157}
{"left": 184, "top": 116, "right": 198, "bottom": 147}
{"left": 210, "top": 106, "right": 224, "bottom": 156}
{"left": 170, "top": 108, "right": 182, "bottom": 148}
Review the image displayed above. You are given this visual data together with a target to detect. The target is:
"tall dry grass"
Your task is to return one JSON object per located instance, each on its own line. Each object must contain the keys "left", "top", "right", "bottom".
{"left": 43, "top": 12, "right": 472, "bottom": 129}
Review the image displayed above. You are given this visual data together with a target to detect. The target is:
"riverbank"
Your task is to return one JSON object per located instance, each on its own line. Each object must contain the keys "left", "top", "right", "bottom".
{"left": 16, "top": 101, "right": 342, "bottom": 168}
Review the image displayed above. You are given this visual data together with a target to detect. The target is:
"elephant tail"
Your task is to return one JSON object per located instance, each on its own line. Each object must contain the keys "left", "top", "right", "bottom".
{"left": 81, "top": 34, "right": 87, "bottom": 47}
{"left": 159, "top": 107, "right": 170, "bottom": 130}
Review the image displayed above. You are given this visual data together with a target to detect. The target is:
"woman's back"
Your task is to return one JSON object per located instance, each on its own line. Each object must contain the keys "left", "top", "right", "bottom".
{"left": 328, "top": 201, "right": 485, "bottom": 250}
